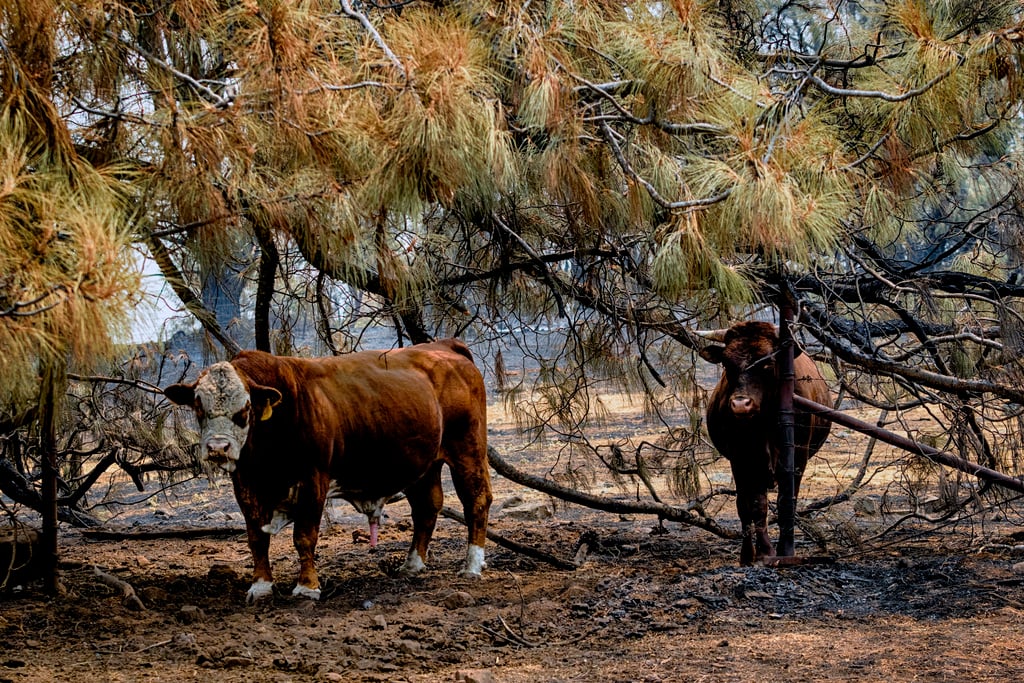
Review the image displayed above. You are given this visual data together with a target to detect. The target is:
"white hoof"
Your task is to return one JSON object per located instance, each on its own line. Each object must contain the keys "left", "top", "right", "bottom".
{"left": 460, "top": 544, "right": 486, "bottom": 578}
{"left": 291, "top": 584, "right": 322, "bottom": 600}
{"left": 398, "top": 550, "right": 426, "bottom": 576}
{"left": 246, "top": 579, "right": 274, "bottom": 604}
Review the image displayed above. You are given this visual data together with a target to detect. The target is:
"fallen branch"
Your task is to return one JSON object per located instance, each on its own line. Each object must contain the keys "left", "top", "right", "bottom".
{"left": 486, "top": 445, "right": 740, "bottom": 540}
{"left": 93, "top": 566, "right": 145, "bottom": 611}
{"left": 440, "top": 506, "right": 577, "bottom": 570}
{"left": 497, "top": 614, "right": 542, "bottom": 647}
{"left": 795, "top": 396, "right": 1024, "bottom": 494}
{"left": 81, "top": 527, "right": 245, "bottom": 541}
{"left": 0, "top": 459, "right": 100, "bottom": 528}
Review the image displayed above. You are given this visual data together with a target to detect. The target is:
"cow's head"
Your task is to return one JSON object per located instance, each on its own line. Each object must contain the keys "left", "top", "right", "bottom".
{"left": 164, "top": 362, "right": 282, "bottom": 473}
{"left": 699, "top": 321, "right": 801, "bottom": 420}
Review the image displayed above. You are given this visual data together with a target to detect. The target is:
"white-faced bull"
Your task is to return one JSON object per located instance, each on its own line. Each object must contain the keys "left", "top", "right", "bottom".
{"left": 164, "top": 339, "right": 492, "bottom": 603}
{"left": 699, "top": 321, "right": 832, "bottom": 564}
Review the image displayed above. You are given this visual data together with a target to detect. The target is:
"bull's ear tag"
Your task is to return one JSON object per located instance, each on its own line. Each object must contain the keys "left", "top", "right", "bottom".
{"left": 251, "top": 385, "right": 283, "bottom": 421}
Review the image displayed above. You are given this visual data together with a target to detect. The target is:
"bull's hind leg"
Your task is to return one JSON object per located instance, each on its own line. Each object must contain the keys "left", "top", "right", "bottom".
{"left": 446, "top": 444, "right": 492, "bottom": 578}
{"left": 401, "top": 461, "right": 444, "bottom": 575}
{"left": 291, "top": 486, "right": 328, "bottom": 599}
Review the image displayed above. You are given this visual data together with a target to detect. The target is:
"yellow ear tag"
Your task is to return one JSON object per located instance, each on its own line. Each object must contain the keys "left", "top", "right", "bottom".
{"left": 259, "top": 403, "right": 274, "bottom": 421}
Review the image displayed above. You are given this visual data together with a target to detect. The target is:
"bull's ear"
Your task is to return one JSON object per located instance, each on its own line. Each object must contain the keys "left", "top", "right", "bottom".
{"left": 164, "top": 383, "right": 196, "bottom": 406}
{"left": 792, "top": 344, "right": 805, "bottom": 360}
{"left": 699, "top": 345, "right": 725, "bottom": 365}
{"left": 251, "top": 385, "right": 282, "bottom": 421}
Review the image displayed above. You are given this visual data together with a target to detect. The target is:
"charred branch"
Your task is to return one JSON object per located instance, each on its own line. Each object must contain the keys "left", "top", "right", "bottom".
{"left": 795, "top": 396, "right": 1024, "bottom": 496}
{"left": 145, "top": 233, "right": 242, "bottom": 358}
{"left": 440, "top": 506, "right": 577, "bottom": 570}
{"left": 92, "top": 565, "right": 145, "bottom": 610}
{"left": 800, "top": 300, "right": 1024, "bottom": 402}
{"left": 0, "top": 459, "right": 100, "bottom": 528}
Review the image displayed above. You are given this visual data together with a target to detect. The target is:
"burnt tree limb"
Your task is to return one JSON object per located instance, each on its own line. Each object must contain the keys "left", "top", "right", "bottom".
{"left": 80, "top": 526, "right": 245, "bottom": 541}
{"left": 145, "top": 233, "right": 242, "bottom": 357}
{"left": 0, "top": 459, "right": 100, "bottom": 528}
{"left": 794, "top": 396, "right": 1024, "bottom": 495}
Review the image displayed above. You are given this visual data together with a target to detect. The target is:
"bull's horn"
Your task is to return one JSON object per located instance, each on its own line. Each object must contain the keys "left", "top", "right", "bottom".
{"left": 695, "top": 329, "right": 729, "bottom": 342}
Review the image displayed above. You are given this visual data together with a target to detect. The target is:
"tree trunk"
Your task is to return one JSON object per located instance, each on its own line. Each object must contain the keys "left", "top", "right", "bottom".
{"left": 38, "top": 356, "right": 64, "bottom": 595}
{"left": 776, "top": 296, "right": 797, "bottom": 557}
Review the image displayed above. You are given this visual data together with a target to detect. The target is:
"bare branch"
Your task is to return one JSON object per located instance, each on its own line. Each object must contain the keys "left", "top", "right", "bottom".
{"left": 337, "top": 0, "right": 407, "bottom": 81}
{"left": 598, "top": 122, "right": 731, "bottom": 211}
{"left": 487, "top": 446, "right": 740, "bottom": 540}
{"left": 805, "top": 58, "right": 964, "bottom": 102}
{"left": 102, "top": 30, "right": 234, "bottom": 110}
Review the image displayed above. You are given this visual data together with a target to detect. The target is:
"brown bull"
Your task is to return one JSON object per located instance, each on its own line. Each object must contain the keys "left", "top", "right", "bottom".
{"left": 164, "top": 338, "right": 492, "bottom": 602}
{"left": 699, "top": 321, "right": 832, "bottom": 564}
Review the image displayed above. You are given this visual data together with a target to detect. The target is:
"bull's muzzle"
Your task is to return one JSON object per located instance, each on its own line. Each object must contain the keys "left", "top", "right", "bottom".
{"left": 730, "top": 395, "right": 757, "bottom": 417}
{"left": 203, "top": 436, "right": 239, "bottom": 471}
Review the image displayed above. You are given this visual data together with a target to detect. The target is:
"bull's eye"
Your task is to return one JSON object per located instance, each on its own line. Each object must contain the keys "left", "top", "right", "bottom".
{"left": 194, "top": 404, "right": 206, "bottom": 421}
{"left": 232, "top": 407, "right": 250, "bottom": 428}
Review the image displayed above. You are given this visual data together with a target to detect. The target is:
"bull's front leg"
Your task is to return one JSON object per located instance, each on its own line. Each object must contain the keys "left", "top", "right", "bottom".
{"left": 233, "top": 480, "right": 276, "bottom": 603}
{"left": 243, "top": 517, "right": 274, "bottom": 603}
{"left": 732, "top": 467, "right": 774, "bottom": 565}
{"left": 739, "top": 489, "right": 774, "bottom": 565}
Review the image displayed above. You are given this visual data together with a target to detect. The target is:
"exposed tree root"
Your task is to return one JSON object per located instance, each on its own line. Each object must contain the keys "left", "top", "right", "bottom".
{"left": 93, "top": 566, "right": 145, "bottom": 611}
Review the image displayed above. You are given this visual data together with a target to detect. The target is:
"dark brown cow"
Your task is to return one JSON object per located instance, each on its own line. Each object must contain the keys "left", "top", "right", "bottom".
{"left": 699, "top": 321, "right": 832, "bottom": 564}
{"left": 164, "top": 338, "right": 492, "bottom": 602}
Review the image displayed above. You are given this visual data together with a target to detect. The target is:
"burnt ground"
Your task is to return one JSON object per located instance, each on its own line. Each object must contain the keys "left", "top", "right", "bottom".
{"left": 3, "top": 481, "right": 1024, "bottom": 683}
{"left": 4, "top": 389, "right": 1024, "bottom": 682}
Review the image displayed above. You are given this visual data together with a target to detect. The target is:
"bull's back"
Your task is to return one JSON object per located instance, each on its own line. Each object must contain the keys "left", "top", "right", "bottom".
{"left": 234, "top": 341, "right": 482, "bottom": 439}
{"left": 256, "top": 342, "right": 482, "bottom": 492}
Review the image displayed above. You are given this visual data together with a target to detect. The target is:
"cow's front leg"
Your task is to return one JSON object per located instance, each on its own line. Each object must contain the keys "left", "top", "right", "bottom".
{"left": 401, "top": 461, "right": 444, "bottom": 575}
{"left": 733, "top": 467, "right": 774, "bottom": 565}
{"left": 741, "top": 489, "right": 774, "bottom": 564}
{"left": 244, "top": 518, "right": 274, "bottom": 603}
{"left": 291, "top": 494, "right": 326, "bottom": 599}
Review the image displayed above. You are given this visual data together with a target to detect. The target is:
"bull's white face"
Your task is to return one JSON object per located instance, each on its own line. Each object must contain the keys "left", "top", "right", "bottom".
{"left": 192, "top": 363, "right": 252, "bottom": 473}
{"left": 165, "top": 362, "right": 281, "bottom": 475}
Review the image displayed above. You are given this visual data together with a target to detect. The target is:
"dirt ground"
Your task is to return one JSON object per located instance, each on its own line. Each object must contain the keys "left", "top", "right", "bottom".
{"left": 3, "top": 393, "right": 1024, "bottom": 682}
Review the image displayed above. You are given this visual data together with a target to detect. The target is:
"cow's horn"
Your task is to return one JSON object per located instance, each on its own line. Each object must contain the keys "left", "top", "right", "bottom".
{"left": 695, "top": 329, "right": 729, "bottom": 342}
